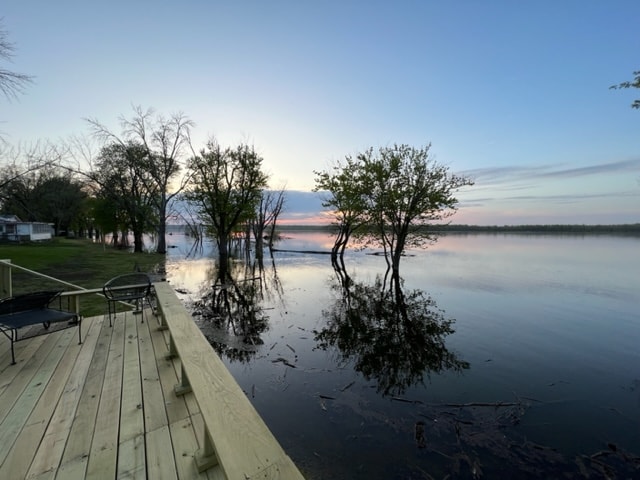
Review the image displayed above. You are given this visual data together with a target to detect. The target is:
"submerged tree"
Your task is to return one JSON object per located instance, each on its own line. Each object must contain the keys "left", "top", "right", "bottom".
{"left": 363, "top": 144, "right": 473, "bottom": 276}
{"left": 252, "top": 187, "right": 286, "bottom": 256}
{"left": 314, "top": 155, "right": 369, "bottom": 260}
{"left": 186, "top": 140, "right": 268, "bottom": 259}
{"left": 314, "top": 144, "right": 473, "bottom": 274}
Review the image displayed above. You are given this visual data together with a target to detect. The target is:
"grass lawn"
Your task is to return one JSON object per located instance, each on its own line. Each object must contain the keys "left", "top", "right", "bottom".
{"left": 0, "top": 237, "right": 165, "bottom": 316}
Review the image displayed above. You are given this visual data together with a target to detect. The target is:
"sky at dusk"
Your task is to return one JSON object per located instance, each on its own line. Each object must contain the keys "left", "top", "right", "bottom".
{"left": 2, "top": 1, "right": 639, "bottom": 225}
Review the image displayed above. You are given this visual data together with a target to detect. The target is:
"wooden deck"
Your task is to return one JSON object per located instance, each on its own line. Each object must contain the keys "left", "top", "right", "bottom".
{"left": 0, "top": 308, "right": 231, "bottom": 479}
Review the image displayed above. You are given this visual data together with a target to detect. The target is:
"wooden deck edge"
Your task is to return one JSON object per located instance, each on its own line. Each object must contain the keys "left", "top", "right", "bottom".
{"left": 153, "top": 282, "right": 306, "bottom": 480}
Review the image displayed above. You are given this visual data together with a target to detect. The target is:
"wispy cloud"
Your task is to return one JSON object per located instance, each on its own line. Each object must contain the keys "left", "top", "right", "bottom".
{"left": 461, "top": 157, "right": 640, "bottom": 186}
{"left": 537, "top": 158, "right": 640, "bottom": 179}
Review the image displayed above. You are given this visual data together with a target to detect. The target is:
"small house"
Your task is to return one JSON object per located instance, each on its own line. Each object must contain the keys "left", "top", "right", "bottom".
{"left": 0, "top": 215, "right": 53, "bottom": 242}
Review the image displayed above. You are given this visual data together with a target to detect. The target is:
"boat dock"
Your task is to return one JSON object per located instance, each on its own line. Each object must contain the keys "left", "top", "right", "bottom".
{"left": 0, "top": 281, "right": 305, "bottom": 479}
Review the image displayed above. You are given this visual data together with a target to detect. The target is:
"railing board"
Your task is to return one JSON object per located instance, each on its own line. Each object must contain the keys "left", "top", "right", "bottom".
{"left": 153, "top": 282, "right": 305, "bottom": 480}
{"left": 147, "top": 311, "right": 192, "bottom": 425}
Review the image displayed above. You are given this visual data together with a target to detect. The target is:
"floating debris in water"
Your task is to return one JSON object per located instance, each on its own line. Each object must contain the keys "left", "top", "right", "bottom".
{"left": 271, "top": 357, "right": 296, "bottom": 368}
{"left": 340, "top": 381, "right": 355, "bottom": 392}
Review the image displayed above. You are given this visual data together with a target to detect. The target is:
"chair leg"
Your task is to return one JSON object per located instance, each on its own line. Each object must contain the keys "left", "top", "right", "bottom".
{"left": 108, "top": 301, "right": 114, "bottom": 327}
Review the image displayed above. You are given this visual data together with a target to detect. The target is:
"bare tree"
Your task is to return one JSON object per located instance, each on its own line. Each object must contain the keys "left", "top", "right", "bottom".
{"left": 0, "top": 141, "right": 66, "bottom": 197}
{"left": 252, "top": 187, "right": 286, "bottom": 255}
{"left": 86, "top": 105, "right": 194, "bottom": 254}
{"left": 0, "top": 19, "right": 32, "bottom": 101}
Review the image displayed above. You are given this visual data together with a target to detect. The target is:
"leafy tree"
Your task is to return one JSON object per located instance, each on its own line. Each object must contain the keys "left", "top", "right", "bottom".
{"left": 32, "top": 176, "right": 87, "bottom": 235}
{"left": 316, "top": 144, "right": 473, "bottom": 275}
{"left": 87, "top": 106, "right": 194, "bottom": 253}
{"left": 0, "top": 162, "right": 87, "bottom": 236}
{"left": 186, "top": 140, "right": 268, "bottom": 259}
{"left": 314, "top": 156, "right": 369, "bottom": 259}
{"left": 610, "top": 70, "right": 640, "bottom": 109}
{"left": 363, "top": 144, "right": 473, "bottom": 274}
{"left": 0, "top": 20, "right": 32, "bottom": 101}
{"left": 93, "top": 142, "right": 158, "bottom": 252}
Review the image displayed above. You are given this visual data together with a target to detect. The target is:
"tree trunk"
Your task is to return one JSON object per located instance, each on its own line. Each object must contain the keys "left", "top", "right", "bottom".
{"left": 133, "top": 230, "right": 144, "bottom": 253}
{"left": 156, "top": 194, "right": 167, "bottom": 254}
{"left": 218, "top": 233, "right": 229, "bottom": 259}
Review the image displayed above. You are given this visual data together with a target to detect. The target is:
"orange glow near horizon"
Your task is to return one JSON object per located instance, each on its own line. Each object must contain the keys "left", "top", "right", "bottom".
{"left": 278, "top": 211, "right": 335, "bottom": 226}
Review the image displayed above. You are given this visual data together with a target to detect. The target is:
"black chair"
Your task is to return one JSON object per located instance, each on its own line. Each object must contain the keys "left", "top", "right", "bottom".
{"left": 103, "top": 273, "right": 152, "bottom": 327}
{"left": 0, "top": 290, "right": 81, "bottom": 365}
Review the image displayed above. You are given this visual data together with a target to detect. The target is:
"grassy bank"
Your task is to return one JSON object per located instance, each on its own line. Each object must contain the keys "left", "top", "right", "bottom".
{"left": 0, "top": 238, "right": 164, "bottom": 316}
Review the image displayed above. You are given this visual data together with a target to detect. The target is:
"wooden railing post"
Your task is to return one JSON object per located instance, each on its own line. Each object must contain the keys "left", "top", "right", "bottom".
{"left": 0, "top": 259, "right": 12, "bottom": 298}
{"left": 195, "top": 427, "right": 219, "bottom": 473}
{"left": 174, "top": 363, "right": 192, "bottom": 396}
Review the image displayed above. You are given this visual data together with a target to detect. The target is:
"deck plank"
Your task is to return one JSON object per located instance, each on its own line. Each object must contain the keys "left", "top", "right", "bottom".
{"left": 116, "top": 434, "right": 146, "bottom": 480}
{"left": 0, "top": 334, "right": 49, "bottom": 395}
{"left": 145, "top": 425, "right": 178, "bottom": 480}
{"left": 0, "top": 328, "right": 76, "bottom": 467}
{"left": 169, "top": 415, "right": 211, "bottom": 480}
{"left": 116, "top": 317, "right": 146, "bottom": 478}
{"left": 0, "top": 332, "right": 63, "bottom": 424}
{"left": 0, "top": 317, "right": 100, "bottom": 479}
{"left": 84, "top": 317, "right": 126, "bottom": 479}
{"left": 137, "top": 311, "right": 168, "bottom": 432}
{"left": 56, "top": 315, "right": 114, "bottom": 480}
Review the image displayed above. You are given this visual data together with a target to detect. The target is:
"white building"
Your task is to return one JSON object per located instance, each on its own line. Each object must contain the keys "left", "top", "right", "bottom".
{"left": 0, "top": 215, "right": 53, "bottom": 242}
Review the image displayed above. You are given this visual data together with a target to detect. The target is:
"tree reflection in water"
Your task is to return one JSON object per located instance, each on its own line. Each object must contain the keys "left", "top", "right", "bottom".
{"left": 315, "top": 259, "right": 469, "bottom": 396}
{"left": 193, "top": 253, "right": 283, "bottom": 362}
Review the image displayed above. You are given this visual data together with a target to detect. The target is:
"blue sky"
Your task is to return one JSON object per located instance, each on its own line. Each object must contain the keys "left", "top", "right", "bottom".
{"left": 2, "top": 1, "right": 639, "bottom": 225}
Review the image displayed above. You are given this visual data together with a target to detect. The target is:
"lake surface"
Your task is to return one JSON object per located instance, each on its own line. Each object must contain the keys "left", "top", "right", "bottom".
{"left": 163, "top": 231, "right": 640, "bottom": 479}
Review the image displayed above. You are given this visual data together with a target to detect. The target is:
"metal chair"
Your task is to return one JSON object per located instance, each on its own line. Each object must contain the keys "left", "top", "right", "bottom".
{"left": 103, "top": 273, "right": 152, "bottom": 326}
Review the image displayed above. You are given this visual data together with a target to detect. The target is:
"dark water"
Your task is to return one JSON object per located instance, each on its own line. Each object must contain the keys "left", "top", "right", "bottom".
{"left": 164, "top": 231, "right": 640, "bottom": 479}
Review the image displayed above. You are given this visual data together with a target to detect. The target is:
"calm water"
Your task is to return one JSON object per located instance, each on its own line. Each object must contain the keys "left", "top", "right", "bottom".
{"left": 163, "top": 231, "right": 640, "bottom": 479}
